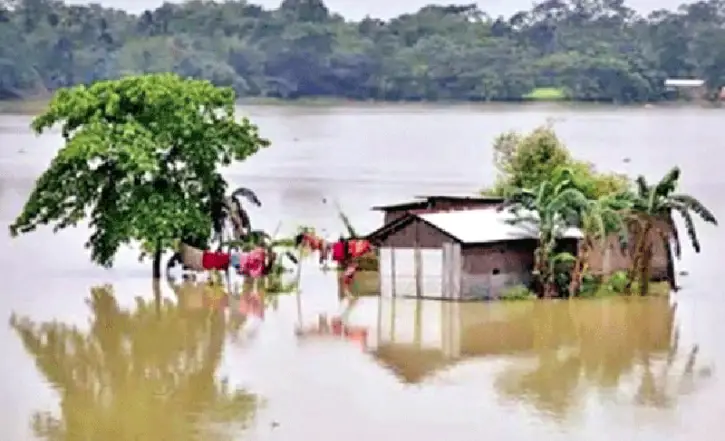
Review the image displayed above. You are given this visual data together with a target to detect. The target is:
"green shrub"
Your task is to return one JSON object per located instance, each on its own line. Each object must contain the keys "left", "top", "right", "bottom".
{"left": 607, "top": 270, "right": 629, "bottom": 293}
{"left": 500, "top": 284, "right": 536, "bottom": 301}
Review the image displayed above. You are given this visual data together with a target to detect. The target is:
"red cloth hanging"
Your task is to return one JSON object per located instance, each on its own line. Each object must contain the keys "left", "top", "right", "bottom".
{"left": 201, "top": 251, "right": 230, "bottom": 270}
{"left": 349, "top": 239, "right": 372, "bottom": 258}
{"left": 331, "top": 241, "right": 346, "bottom": 262}
{"left": 330, "top": 239, "right": 372, "bottom": 263}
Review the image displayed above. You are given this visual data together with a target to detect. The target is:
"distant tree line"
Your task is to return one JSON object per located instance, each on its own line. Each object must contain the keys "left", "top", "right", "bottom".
{"left": 2, "top": 0, "right": 725, "bottom": 103}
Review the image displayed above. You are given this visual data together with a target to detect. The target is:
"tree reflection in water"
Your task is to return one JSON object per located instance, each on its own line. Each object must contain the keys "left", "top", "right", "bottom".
{"left": 494, "top": 298, "right": 709, "bottom": 419}
{"left": 9, "top": 284, "right": 258, "bottom": 441}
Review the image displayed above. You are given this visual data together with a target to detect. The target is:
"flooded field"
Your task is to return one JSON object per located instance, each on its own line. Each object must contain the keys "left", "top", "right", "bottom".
{"left": 1, "top": 104, "right": 723, "bottom": 440}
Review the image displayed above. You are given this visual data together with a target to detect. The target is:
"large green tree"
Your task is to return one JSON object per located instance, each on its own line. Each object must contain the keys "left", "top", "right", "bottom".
{"left": 9, "top": 73, "right": 269, "bottom": 277}
{"left": 486, "top": 125, "right": 629, "bottom": 199}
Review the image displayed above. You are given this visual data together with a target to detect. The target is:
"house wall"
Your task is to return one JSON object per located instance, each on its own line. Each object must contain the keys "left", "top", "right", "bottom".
{"left": 587, "top": 223, "right": 671, "bottom": 280}
{"left": 379, "top": 247, "right": 445, "bottom": 297}
{"left": 458, "top": 238, "right": 577, "bottom": 300}
{"left": 376, "top": 220, "right": 453, "bottom": 297}
{"left": 384, "top": 211, "right": 410, "bottom": 225}
{"left": 375, "top": 218, "right": 454, "bottom": 249}
{"left": 462, "top": 240, "right": 534, "bottom": 300}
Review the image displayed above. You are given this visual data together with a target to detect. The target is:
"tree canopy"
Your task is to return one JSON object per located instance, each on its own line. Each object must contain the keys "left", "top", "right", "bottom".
{"left": 2, "top": 0, "right": 725, "bottom": 102}
{"left": 8, "top": 73, "right": 270, "bottom": 276}
{"left": 485, "top": 124, "right": 630, "bottom": 199}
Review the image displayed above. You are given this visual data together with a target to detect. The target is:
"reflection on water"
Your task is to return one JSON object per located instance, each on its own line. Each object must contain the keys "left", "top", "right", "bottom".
{"left": 7, "top": 284, "right": 717, "bottom": 440}
{"left": 369, "top": 297, "right": 709, "bottom": 420}
{"left": 9, "top": 285, "right": 258, "bottom": 441}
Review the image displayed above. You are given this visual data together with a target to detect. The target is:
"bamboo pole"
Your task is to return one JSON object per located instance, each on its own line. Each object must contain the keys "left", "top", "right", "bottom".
{"left": 294, "top": 250, "right": 304, "bottom": 326}
{"left": 391, "top": 248, "right": 397, "bottom": 297}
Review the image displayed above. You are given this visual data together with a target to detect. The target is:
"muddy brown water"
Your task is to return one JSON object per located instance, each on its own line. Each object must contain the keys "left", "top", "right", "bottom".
{"left": 0, "top": 103, "right": 723, "bottom": 440}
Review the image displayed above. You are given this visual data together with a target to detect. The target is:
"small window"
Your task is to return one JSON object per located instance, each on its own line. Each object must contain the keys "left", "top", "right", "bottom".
{"left": 492, "top": 268, "right": 501, "bottom": 275}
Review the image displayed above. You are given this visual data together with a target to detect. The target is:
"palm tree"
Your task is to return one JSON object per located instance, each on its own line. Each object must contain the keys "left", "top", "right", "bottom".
{"left": 503, "top": 168, "right": 588, "bottom": 298}
{"left": 568, "top": 192, "right": 632, "bottom": 296}
{"left": 625, "top": 167, "right": 717, "bottom": 296}
{"left": 9, "top": 285, "right": 258, "bottom": 441}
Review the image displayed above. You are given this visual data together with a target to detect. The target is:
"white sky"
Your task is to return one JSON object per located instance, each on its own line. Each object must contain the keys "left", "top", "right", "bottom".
{"left": 67, "top": 0, "right": 693, "bottom": 19}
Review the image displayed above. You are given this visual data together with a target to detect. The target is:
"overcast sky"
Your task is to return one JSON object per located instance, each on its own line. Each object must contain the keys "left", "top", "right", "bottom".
{"left": 65, "top": 0, "right": 694, "bottom": 19}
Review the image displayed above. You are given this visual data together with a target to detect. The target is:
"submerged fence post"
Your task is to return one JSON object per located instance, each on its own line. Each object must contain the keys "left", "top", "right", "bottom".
{"left": 414, "top": 247, "right": 423, "bottom": 298}
{"left": 390, "top": 247, "right": 397, "bottom": 298}
{"left": 442, "top": 243, "right": 450, "bottom": 299}
{"left": 451, "top": 243, "right": 461, "bottom": 300}
{"left": 414, "top": 222, "right": 423, "bottom": 298}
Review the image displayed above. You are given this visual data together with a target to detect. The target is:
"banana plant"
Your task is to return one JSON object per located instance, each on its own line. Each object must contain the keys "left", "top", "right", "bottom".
{"left": 214, "top": 186, "right": 263, "bottom": 248}
{"left": 625, "top": 167, "right": 717, "bottom": 295}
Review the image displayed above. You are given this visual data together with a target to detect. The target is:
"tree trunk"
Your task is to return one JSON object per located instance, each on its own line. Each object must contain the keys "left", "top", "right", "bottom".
{"left": 626, "top": 224, "right": 650, "bottom": 295}
{"left": 639, "top": 244, "right": 653, "bottom": 296}
{"left": 544, "top": 280, "right": 557, "bottom": 299}
{"left": 152, "top": 242, "right": 162, "bottom": 279}
{"left": 152, "top": 278, "right": 162, "bottom": 317}
{"left": 569, "top": 242, "right": 589, "bottom": 297}
{"left": 534, "top": 247, "right": 547, "bottom": 298}
{"left": 664, "top": 240, "right": 677, "bottom": 291}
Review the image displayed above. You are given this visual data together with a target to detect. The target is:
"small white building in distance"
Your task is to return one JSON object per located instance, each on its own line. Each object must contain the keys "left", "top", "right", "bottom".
{"left": 664, "top": 78, "right": 706, "bottom": 100}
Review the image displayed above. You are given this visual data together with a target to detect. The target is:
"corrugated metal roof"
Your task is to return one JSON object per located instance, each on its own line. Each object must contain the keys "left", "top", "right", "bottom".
{"left": 417, "top": 208, "right": 583, "bottom": 244}
{"left": 371, "top": 200, "right": 429, "bottom": 211}
{"left": 372, "top": 194, "right": 503, "bottom": 211}
{"left": 366, "top": 213, "right": 415, "bottom": 240}
{"left": 413, "top": 194, "right": 504, "bottom": 202}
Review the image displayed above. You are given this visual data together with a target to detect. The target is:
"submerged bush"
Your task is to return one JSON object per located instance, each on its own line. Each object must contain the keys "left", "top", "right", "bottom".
{"left": 500, "top": 284, "right": 536, "bottom": 301}
{"left": 607, "top": 270, "right": 629, "bottom": 293}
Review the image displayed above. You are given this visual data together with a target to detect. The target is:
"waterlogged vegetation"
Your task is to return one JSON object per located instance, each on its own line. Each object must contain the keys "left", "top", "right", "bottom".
{"left": 487, "top": 125, "right": 718, "bottom": 299}
{"left": 4, "top": 0, "right": 725, "bottom": 102}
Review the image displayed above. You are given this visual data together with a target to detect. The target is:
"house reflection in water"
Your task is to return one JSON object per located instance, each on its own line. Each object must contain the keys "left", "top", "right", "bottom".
{"left": 360, "top": 296, "right": 704, "bottom": 414}
{"left": 370, "top": 298, "right": 561, "bottom": 383}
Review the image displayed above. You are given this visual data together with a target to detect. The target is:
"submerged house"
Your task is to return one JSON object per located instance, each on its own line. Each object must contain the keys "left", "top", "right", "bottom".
{"left": 367, "top": 196, "right": 674, "bottom": 300}
{"left": 368, "top": 206, "right": 581, "bottom": 300}
{"left": 664, "top": 78, "right": 706, "bottom": 100}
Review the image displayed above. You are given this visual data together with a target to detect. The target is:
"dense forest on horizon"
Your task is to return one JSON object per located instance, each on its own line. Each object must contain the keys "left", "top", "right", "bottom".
{"left": 2, "top": 0, "right": 725, "bottom": 102}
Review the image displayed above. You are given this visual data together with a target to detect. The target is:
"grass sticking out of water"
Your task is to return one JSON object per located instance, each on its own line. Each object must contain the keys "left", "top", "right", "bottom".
{"left": 579, "top": 281, "right": 671, "bottom": 298}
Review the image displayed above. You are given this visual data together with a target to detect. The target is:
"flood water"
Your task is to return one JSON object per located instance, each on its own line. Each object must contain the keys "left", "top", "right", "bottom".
{"left": 0, "top": 103, "right": 723, "bottom": 440}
